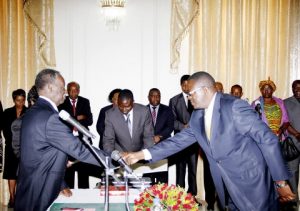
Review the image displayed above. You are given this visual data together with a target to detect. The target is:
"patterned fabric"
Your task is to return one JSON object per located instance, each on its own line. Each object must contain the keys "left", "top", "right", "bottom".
{"left": 264, "top": 103, "right": 282, "bottom": 134}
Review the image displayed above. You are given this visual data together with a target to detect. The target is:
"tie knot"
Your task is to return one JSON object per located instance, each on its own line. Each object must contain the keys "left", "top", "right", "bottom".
{"left": 152, "top": 106, "right": 156, "bottom": 110}
{"left": 72, "top": 99, "right": 76, "bottom": 104}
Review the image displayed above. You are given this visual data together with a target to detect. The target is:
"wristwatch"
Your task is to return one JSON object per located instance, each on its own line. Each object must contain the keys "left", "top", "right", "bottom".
{"left": 275, "top": 181, "right": 287, "bottom": 188}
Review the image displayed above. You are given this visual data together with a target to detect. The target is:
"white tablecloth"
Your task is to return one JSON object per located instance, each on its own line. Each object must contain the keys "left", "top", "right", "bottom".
{"left": 48, "top": 188, "right": 141, "bottom": 210}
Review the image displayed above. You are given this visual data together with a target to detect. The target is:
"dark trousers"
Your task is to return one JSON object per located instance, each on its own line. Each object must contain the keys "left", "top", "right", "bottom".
{"left": 65, "top": 162, "right": 103, "bottom": 189}
{"left": 170, "top": 143, "right": 198, "bottom": 195}
{"left": 203, "top": 153, "right": 224, "bottom": 210}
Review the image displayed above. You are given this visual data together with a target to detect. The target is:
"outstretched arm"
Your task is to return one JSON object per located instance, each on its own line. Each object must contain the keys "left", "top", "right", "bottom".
{"left": 123, "top": 150, "right": 145, "bottom": 165}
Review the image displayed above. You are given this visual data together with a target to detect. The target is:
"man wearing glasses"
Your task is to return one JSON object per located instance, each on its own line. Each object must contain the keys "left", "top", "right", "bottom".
{"left": 123, "top": 71, "right": 295, "bottom": 211}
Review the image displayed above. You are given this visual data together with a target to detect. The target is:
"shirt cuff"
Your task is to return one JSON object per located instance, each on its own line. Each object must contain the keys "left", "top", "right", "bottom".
{"left": 142, "top": 149, "right": 152, "bottom": 160}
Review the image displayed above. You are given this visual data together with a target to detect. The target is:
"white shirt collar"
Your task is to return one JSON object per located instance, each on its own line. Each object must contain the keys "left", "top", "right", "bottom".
{"left": 150, "top": 104, "right": 159, "bottom": 111}
{"left": 69, "top": 97, "right": 77, "bottom": 104}
{"left": 39, "top": 96, "right": 58, "bottom": 112}
{"left": 182, "top": 92, "right": 189, "bottom": 106}
{"left": 123, "top": 109, "right": 133, "bottom": 120}
{"left": 205, "top": 92, "right": 217, "bottom": 115}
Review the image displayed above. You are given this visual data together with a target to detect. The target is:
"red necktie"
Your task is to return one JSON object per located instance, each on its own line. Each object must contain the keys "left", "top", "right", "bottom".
{"left": 152, "top": 106, "right": 157, "bottom": 125}
{"left": 71, "top": 99, "right": 77, "bottom": 131}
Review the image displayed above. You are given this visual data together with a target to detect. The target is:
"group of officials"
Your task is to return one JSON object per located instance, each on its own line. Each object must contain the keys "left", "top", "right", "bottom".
{"left": 0, "top": 68, "right": 299, "bottom": 211}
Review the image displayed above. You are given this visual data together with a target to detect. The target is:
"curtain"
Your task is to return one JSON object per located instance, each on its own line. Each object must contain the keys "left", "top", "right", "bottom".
{"left": 0, "top": 0, "right": 55, "bottom": 205}
{"left": 172, "top": 0, "right": 300, "bottom": 101}
{"left": 170, "top": 0, "right": 200, "bottom": 73}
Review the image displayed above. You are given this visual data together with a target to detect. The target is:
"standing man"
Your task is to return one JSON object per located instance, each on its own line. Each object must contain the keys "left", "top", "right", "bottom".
{"left": 124, "top": 71, "right": 295, "bottom": 211}
{"left": 146, "top": 88, "right": 174, "bottom": 183}
{"left": 15, "top": 69, "right": 112, "bottom": 211}
{"left": 147, "top": 88, "right": 174, "bottom": 144}
{"left": 58, "top": 81, "right": 94, "bottom": 189}
{"left": 284, "top": 80, "right": 300, "bottom": 210}
{"left": 169, "top": 75, "right": 198, "bottom": 196}
{"left": 103, "top": 89, "right": 154, "bottom": 155}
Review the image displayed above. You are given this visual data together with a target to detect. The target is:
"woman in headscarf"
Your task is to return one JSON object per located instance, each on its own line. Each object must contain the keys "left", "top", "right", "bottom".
{"left": 251, "top": 78, "right": 299, "bottom": 137}
{"left": 252, "top": 78, "right": 300, "bottom": 211}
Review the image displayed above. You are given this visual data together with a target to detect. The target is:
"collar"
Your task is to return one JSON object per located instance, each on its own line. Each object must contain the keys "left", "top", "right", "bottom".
{"left": 150, "top": 104, "right": 160, "bottom": 111}
{"left": 39, "top": 96, "right": 58, "bottom": 112}
{"left": 69, "top": 97, "right": 78, "bottom": 104}
{"left": 205, "top": 92, "right": 217, "bottom": 115}
{"left": 123, "top": 109, "right": 133, "bottom": 120}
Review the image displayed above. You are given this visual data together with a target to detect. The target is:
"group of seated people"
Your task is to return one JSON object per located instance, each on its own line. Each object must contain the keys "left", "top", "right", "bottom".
{"left": 1, "top": 75, "right": 300, "bottom": 210}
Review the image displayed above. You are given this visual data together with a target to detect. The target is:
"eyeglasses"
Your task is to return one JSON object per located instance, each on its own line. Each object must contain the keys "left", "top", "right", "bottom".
{"left": 188, "top": 86, "right": 205, "bottom": 96}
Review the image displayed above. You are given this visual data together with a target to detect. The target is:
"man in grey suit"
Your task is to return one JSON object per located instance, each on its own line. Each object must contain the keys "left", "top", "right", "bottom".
{"left": 103, "top": 89, "right": 154, "bottom": 155}
{"left": 284, "top": 79, "right": 300, "bottom": 209}
{"left": 124, "top": 71, "right": 295, "bottom": 211}
{"left": 14, "top": 69, "right": 112, "bottom": 211}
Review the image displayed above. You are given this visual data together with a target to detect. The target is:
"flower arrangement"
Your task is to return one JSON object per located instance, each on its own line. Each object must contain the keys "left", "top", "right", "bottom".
{"left": 134, "top": 183, "right": 199, "bottom": 211}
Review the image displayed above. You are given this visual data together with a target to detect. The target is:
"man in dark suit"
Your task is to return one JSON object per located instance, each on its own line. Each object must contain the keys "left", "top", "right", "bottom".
{"left": 124, "top": 71, "right": 296, "bottom": 211}
{"left": 103, "top": 89, "right": 154, "bottom": 155}
{"left": 145, "top": 88, "right": 174, "bottom": 183}
{"left": 96, "top": 88, "right": 121, "bottom": 149}
{"left": 169, "top": 75, "right": 198, "bottom": 196}
{"left": 15, "top": 69, "right": 112, "bottom": 211}
{"left": 58, "top": 81, "right": 94, "bottom": 189}
{"left": 284, "top": 80, "right": 300, "bottom": 210}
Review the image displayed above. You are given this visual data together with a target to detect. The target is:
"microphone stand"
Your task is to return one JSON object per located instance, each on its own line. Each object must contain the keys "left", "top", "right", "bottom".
{"left": 81, "top": 135, "right": 120, "bottom": 211}
{"left": 124, "top": 172, "right": 131, "bottom": 211}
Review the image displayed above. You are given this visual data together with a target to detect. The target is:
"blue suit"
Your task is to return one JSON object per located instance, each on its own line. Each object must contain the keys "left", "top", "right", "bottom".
{"left": 148, "top": 93, "right": 290, "bottom": 211}
{"left": 15, "top": 98, "right": 109, "bottom": 211}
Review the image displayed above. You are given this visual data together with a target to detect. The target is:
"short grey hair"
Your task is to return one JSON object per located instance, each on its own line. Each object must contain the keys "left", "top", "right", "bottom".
{"left": 35, "top": 69, "right": 61, "bottom": 91}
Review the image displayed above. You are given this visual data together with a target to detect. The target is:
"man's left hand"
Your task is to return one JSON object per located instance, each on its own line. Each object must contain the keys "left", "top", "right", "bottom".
{"left": 276, "top": 181, "right": 296, "bottom": 202}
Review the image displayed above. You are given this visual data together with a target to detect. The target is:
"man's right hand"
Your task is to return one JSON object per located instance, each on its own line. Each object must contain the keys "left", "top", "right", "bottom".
{"left": 60, "top": 188, "right": 72, "bottom": 197}
{"left": 123, "top": 151, "right": 145, "bottom": 165}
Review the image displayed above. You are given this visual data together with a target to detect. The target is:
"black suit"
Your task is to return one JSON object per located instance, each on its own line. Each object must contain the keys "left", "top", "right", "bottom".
{"left": 15, "top": 98, "right": 110, "bottom": 211}
{"left": 148, "top": 104, "right": 174, "bottom": 142}
{"left": 96, "top": 104, "right": 113, "bottom": 149}
{"left": 169, "top": 93, "right": 198, "bottom": 195}
{"left": 144, "top": 104, "right": 174, "bottom": 184}
{"left": 58, "top": 96, "right": 97, "bottom": 188}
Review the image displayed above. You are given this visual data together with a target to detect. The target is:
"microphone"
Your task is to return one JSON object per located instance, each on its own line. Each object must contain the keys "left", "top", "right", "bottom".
{"left": 59, "top": 110, "right": 96, "bottom": 139}
{"left": 254, "top": 100, "right": 262, "bottom": 117}
{"left": 111, "top": 150, "right": 134, "bottom": 174}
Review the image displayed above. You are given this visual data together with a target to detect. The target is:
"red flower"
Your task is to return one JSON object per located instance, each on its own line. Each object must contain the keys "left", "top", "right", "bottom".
{"left": 183, "top": 204, "right": 192, "bottom": 209}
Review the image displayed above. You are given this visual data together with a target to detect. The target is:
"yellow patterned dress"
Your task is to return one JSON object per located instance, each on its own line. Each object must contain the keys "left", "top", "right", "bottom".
{"left": 264, "top": 102, "right": 282, "bottom": 135}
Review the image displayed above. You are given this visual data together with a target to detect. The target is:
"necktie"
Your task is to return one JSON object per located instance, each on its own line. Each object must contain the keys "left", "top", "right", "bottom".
{"left": 71, "top": 99, "right": 76, "bottom": 116}
{"left": 71, "top": 99, "right": 77, "bottom": 131}
{"left": 126, "top": 113, "right": 132, "bottom": 137}
{"left": 152, "top": 106, "right": 157, "bottom": 125}
{"left": 187, "top": 97, "right": 193, "bottom": 114}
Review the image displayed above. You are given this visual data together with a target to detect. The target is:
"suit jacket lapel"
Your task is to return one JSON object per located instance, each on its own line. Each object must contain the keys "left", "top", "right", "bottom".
{"left": 191, "top": 109, "right": 210, "bottom": 150}
{"left": 210, "top": 93, "right": 221, "bottom": 144}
